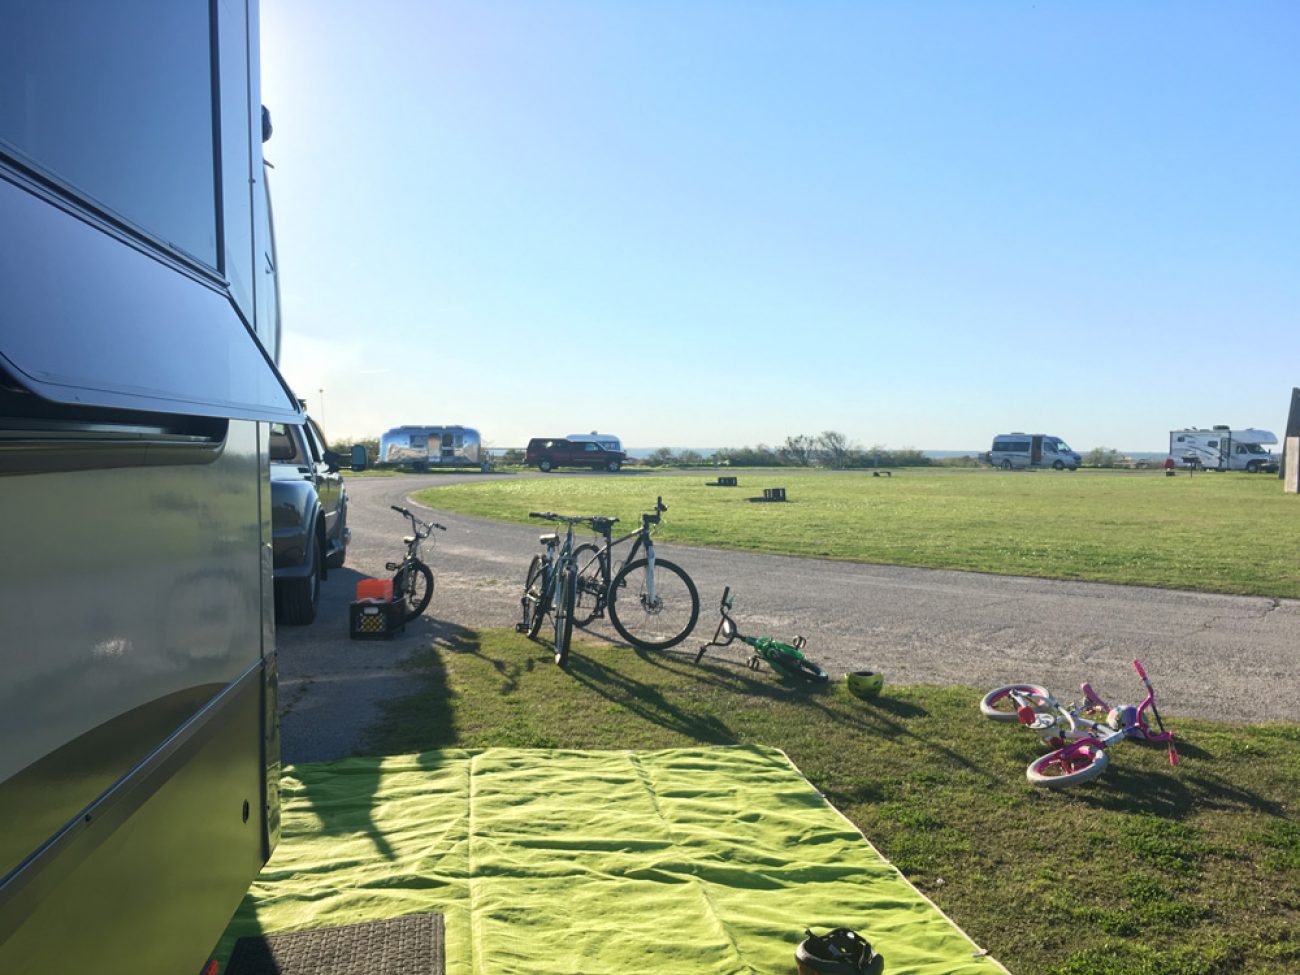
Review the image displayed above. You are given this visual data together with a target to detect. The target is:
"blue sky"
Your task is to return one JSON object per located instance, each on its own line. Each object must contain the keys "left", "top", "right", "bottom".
{"left": 262, "top": 1, "right": 1297, "bottom": 452}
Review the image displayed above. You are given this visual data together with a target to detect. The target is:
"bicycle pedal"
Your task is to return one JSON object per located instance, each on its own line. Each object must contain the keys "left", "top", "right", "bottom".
{"left": 384, "top": 562, "right": 399, "bottom": 571}
{"left": 514, "top": 622, "right": 528, "bottom": 633}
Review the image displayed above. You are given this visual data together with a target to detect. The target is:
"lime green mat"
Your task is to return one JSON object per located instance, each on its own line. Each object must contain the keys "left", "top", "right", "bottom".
{"left": 216, "top": 746, "right": 1007, "bottom": 974}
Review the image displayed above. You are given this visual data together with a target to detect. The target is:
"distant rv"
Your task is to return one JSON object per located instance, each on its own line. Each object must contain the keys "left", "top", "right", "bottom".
{"left": 988, "top": 433, "right": 1081, "bottom": 470}
{"left": 380, "top": 425, "right": 482, "bottom": 466}
{"left": 567, "top": 431, "right": 624, "bottom": 453}
{"left": 1170, "top": 426, "right": 1278, "bottom": 473}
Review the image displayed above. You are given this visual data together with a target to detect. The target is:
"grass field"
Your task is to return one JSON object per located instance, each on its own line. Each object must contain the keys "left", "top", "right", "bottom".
{"left": 414, "top": 469, "right": 1300, "bottom": 598}
{"left": 367, "top": 629, "right": 1300, "bottom": 975}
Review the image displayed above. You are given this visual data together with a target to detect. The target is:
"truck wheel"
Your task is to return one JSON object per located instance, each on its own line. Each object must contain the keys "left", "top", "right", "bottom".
{"left": 607, "top": 460, "right": 622, "bottom": 472}
{"left": 539, "top": 458, "right": 554, "bottom": 473}
{"left": 277, "top": 537, "right": 320, "bottom": 625}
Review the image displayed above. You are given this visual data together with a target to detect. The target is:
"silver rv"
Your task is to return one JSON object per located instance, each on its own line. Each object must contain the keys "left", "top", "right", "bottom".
{"left": 380, "top": 424, "right": 482, "bottom": 466}
{"left": 1, "top": 4, "right": 288, "bottom": 971}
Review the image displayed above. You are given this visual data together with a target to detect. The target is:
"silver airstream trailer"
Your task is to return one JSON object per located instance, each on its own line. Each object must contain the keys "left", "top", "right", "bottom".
{"left": 380, "top": 425, "right": 482, "bottom": 466}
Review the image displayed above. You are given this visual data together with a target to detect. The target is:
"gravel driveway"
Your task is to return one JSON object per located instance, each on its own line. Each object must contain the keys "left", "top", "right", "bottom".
{"left": 277, "top": 473, "right": 1300, "bottom": 763}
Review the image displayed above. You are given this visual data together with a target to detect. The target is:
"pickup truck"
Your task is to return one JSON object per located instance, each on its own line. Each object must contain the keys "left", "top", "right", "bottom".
{"left": 270, "top": 416, "right": 350, "bottom": 624}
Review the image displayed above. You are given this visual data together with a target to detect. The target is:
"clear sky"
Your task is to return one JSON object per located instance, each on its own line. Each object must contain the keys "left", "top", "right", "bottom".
{"left": 261, "top": 1, "right": 1297, "bottom": 453}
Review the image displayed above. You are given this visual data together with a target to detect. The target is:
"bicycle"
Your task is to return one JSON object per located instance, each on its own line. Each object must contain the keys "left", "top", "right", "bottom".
{"left": 517, "top": 511, "right": 595, "bottom": 666}
{"left": 568, "top": 496, "right": 701, "bottom": 650}
{"left": 386, "top": 505, "right": 446, "bottom": 623}
{"left": 695, "top": 587, "right": 828, "bottom": 682}
{"left": 980, "top": 659, "right": 1179, "bottom": 787}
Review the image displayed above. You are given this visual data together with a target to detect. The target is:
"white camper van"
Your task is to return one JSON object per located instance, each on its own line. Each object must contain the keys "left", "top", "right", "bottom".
{"left": 1170, "top": 427, "right": 1278, "bottom": 473}
{"left": 988, "top": 433, "right": 1081, "bottom": 470}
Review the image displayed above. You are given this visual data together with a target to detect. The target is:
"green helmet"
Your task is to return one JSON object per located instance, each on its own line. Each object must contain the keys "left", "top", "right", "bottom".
{"left": 845, "top": 670, "right": 883, "bottom": 700}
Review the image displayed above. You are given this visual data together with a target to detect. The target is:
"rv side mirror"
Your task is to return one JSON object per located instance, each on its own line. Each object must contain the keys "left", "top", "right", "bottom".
{"left": 349, "top": 444, "right": 369, "bottom": 472}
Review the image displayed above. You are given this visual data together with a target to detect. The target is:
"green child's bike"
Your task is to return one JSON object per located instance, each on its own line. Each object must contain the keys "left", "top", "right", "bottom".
{"left": 696, "top": 587, "right": 828, "bottom": 682}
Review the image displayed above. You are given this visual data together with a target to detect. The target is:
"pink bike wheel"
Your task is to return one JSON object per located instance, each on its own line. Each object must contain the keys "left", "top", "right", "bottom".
{"left": 1027, "top": 741, "right": 1109, "bottom": 788}
{"left": 980, "top": 683, "right": 1052, "bottom": 722}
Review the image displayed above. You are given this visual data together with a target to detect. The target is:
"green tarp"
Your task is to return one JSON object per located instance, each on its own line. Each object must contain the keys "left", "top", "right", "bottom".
{"left": 217, "top": 746, "right": 1007, "bottom": 974}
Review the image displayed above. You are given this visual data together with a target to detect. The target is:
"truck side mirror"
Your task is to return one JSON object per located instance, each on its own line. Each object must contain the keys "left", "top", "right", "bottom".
{"left": 322, "top": 449, "right": 343, "bottom": 473}
{"left": 350, "top": 444, "right": 369, "bottom": 471}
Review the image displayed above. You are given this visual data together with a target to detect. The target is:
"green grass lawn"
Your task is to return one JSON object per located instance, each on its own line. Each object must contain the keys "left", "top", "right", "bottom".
{"left": 415, "top": 469, "right": 1300, "bottom": 598}
{"left": 366, "top": 629, "right": 1300, "bottom": 975}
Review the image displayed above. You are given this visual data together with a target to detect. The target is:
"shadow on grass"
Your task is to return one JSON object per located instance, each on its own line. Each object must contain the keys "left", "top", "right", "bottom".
{"left": 563, "top": 651, "right": 737, "bottom": 743}
{"left": 626, "top": 645, "right": 991, "bottom": 781}
{"left": 361, "top": 620, "right": 480, "bottom": 754}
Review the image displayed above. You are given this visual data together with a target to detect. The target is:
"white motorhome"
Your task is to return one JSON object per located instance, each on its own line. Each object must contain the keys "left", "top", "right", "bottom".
{"left": 568, "top": 431, "right": 624, "bottom": 453}
{"left": 1169, "top": 427, "right": 1278, "bottom": 473}
{"left": 988, "top": 433, "right": 1081, "bottom": 470}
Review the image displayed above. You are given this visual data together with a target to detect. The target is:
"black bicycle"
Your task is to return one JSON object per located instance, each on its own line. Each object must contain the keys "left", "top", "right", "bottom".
{"left": 518, "top": 511, "right": 593, "bottom": 666}
{"left": 387, "top": 505, "right": 446, "bottom": 623}
{"left": 568, "top": 496, "right": 700, "bottom": 651}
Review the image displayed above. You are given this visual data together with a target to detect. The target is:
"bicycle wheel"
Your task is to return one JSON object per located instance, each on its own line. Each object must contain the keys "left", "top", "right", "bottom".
{"left": 522, "top": 555, "right": 549, "bottom": 639}
{"left": 553, "top": 568, "right": 575, "bottom": 667}
{"left": 1027, "top": 741, "right": 1109, "bottom": 788}
{"left": 393, "top": 559, "right": 434, "bottom": 623}
{"left": 980, "top": 683, "right": 1052, "bottom": 722}
{"left": 789, "top": 656, "right": 829, "bottom": 683}
{"left": 572, "top": 543, "right": 607, "bottom": 626}
{"left": 607, "top": 557, "right": 700, "bottom": 651}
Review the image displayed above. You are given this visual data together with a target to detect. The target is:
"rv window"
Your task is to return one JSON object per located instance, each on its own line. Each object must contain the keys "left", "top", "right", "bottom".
{"left": 0, "top": 0, "right": 219, "bottom": 267}
{"left": 1208, "top": 440, "right": 1218, "bottom": 448}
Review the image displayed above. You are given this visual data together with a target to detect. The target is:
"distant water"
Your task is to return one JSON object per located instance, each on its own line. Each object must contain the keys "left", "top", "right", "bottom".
{"left": 625, "top": 448, "right": 1172, "bottom": 460}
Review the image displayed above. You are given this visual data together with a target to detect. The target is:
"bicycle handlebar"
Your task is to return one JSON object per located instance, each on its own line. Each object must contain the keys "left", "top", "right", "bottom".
{"left": 1133, "top": 659, "right": 1148, "bottom": 681}
{"left": 393, "top": 504, "right": 446, "bottom": 531}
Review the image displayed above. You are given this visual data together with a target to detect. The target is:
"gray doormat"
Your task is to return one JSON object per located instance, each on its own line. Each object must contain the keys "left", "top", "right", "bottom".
{"left": 226, "top": 912, "right": 445, "bottom": 975}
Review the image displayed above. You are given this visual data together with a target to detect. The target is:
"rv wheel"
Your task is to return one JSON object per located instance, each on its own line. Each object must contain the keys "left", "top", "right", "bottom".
{"left": 1246, "top": 460, "right": 1262, "bottom": 473}
{"left": 1052, "top": 460, "right": 1064, "bottom": 470}
{"left": 1001, "top": 460, "right": 1013, "bottom": 471}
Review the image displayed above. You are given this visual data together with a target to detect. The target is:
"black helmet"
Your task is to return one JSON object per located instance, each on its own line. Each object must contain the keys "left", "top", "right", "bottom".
{"left": 795, "top": 928, "right": 877, "bottom": 974}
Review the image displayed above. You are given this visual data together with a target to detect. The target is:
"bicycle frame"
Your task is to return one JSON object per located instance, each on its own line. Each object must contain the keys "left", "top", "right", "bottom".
{"left": 575, "top": 497, "right": 666, "bottom": 615}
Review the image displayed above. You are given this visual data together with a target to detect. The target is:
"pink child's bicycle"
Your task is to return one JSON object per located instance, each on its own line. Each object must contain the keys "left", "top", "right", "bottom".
{"left": 981, "top": 660, "right": 1179, "bottom": 787}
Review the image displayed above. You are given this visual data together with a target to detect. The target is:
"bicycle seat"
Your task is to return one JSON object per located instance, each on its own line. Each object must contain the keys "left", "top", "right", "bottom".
{"left": 403, "top": 536, "right": 416, "bottom": 545}
{"left": 590, "top": 516, "right": 618, "bottom": 534}
{"left": 538, "top": 532, "right": 558, "bottom": 545}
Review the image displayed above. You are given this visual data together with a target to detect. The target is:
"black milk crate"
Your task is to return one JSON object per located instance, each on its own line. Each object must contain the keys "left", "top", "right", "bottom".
{"left": 349, "top": 600, "right": 405, "bottom": 640}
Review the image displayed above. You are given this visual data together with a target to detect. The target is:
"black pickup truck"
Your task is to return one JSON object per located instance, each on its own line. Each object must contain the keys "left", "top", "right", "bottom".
{"left": 270, "top": 415, "right": 350, "bottom": 624}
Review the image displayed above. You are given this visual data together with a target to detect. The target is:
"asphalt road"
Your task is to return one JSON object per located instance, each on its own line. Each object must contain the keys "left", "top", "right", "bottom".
{"left": 277, "top": 473, "right": 1300, "bottom": 763}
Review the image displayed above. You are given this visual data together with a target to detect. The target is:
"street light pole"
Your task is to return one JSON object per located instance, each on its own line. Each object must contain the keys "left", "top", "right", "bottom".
{"left": 318, "top": 388, "right": 325, "bottom": 428}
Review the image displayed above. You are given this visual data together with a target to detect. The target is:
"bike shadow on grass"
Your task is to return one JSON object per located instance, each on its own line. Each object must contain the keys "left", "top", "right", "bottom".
{"left": 559, "top": 632, "right": 988, "bottom": 782}
{"left": 1068, "top": 754, "right": 1285, "bottom": 820}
